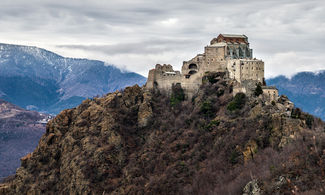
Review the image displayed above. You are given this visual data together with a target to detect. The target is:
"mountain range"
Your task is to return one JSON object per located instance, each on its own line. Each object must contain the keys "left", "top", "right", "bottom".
{"left": 0, "top": 43, "right": 146, "bottom": 114}
{"left": 267, "top": 71, "right": 325, "bottom": 120}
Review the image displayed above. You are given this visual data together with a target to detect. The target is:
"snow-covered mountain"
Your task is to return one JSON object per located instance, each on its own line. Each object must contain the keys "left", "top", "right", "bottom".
{"left": 0, "top": 43, "right": 146, "bottom": 113}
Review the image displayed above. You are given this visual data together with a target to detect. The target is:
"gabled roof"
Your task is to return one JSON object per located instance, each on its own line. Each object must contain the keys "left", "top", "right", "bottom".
{"left": 219, "top": 34, "right": 247, "bottom": 38}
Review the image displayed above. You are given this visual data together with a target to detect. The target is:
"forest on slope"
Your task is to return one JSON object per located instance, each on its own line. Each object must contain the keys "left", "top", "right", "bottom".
{"left": 1, "top": 72, "right": 324, "bottom": 194}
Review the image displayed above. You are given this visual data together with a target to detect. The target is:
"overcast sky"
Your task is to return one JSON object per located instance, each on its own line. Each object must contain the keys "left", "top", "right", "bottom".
{"left": 0, "top": 0, "right": 324, "bottom": 78}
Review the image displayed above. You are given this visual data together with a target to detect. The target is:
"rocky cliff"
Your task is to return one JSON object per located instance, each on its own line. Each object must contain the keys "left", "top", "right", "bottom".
{"left": 1, "top": 73, "right": 325, "bottom": 194}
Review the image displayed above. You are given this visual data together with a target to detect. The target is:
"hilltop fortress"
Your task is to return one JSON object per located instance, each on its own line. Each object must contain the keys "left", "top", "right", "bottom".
{"left": 145, "top": 34, "right": 278, "bottom": 101}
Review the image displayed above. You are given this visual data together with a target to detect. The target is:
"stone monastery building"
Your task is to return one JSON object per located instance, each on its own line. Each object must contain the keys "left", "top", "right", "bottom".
{"left": 145, "top": 34, "right": 278, "bottom": 101}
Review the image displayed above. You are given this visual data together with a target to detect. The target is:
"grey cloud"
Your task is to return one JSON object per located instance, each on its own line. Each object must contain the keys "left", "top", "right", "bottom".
{"left": 57, "top": 38, "right": 202, "bottom": 55}
{"left": 0, "top": 0, "right": 324, "bottom": 78}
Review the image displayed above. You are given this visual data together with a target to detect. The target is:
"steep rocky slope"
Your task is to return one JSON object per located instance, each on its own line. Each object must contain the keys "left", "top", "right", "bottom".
{"left": 267, "top": 71, "right": 325, "bottom": 120}
{"left": 0, "top": 99, "right": 48, "bottom": 179}
{"left": 1, "top": 73, "right": 325, "bottom": 194}
{"left": 0, "top": 43, "right": 146, "bottom": 114}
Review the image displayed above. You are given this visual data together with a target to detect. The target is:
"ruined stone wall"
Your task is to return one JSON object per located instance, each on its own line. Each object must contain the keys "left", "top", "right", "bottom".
{"left": 182, "top": 44, "right": 227, "bottom": 79}
{"left": 262, "top": 88, "right": 279, "bottom": 102}
{"left": 227, "top": 59, "right": 264, "bottom": 84}
{"left": 233, "top": 85, "right": 247, "bottom": 95}
{"left": 146, "top": 69, "right": 156, "bottom": 89}
{"left": 145, "top": 63, "right": 202, "bottom": 99}
{"left": 146, "top": 64, "right": 182, "bottom": 95}
{"left": 155, "top": 72, "right": 182, "bottom": 93}
{"left": 182, "top": 55, "right": 203, "bottom": 76}
{"left": 180, "top": 73, "right": 202, "bottom": 99}
{"left": 204, "top": 46, "right": 227, "bottom": 72}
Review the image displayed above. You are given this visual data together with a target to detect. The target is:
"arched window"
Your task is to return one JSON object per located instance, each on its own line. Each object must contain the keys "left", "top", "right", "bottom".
{"left": 188, "top": 70, "right": 197, "bottom": 75}
{"left": 189, "top": 63, "right": 198, "bottom": 69}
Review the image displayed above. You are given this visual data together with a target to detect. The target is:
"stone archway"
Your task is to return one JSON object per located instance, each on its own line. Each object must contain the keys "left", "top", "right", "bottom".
{"left": 189, "top": 70, "right": 197, "bottom": 75}
{"left": 189, "top": 63, "right": 198, "bottom": 70}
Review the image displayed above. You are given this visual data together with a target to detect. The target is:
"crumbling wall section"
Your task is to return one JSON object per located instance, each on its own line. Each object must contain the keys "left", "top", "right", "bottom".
{"left": 262, "top": 87, "right": 279, "bottom": 102}
{"left": 227, "top": 59, "right": 264, "bottom": 84}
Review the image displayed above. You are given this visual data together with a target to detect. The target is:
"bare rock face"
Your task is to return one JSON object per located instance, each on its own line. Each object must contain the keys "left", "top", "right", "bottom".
{"left": 1, "top": 75, "right": 325, "bottom": 194}
{"left": 242, "top": 140, "right": 258, "bottom": 162}
{"left": 243, "top": 179, "right": 264, "bottom": 195}
{"left": 138, "top": 92, "right": 153, "bottom": 127}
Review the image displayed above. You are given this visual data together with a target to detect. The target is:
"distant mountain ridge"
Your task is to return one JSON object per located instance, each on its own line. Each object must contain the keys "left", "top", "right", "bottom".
{"left": 0, "top": 43, "right": 146, "bottom": 114}
{"left": 266, "top": 70, "right": 325, "bottom": 120}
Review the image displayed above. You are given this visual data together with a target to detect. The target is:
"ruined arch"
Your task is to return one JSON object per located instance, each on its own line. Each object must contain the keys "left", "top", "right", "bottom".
{"left": 154, "top": 81, "right": 158, "bottom": 87}
{"left": 188, "top": 70, "right": 197, "bottom": 75}
{"left": 189, "top": 63, "right": 198, "bottom": 70}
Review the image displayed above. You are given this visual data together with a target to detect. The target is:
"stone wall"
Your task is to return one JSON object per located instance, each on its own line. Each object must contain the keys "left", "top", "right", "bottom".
{"left": 227, "top": 59, "right": 264, "bottom": 84}
{"left": 262, "top": 87, "right": 279, "bottom": 102}
{"left": 146, "top": 64, "right": 182, "bottom": 95}
{"left": 181, "top": 43, "right": 227, "bottom": 78}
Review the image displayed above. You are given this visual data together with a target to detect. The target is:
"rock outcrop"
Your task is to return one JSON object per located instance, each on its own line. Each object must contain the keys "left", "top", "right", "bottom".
{"left": 1, "top": 74, "right": 325, "bottom": 194}
{"left": 137, "top": 92, "right": 153, "bottom": 127}
{"left": 243, "top": 179, "right": 264, "bottom": 195}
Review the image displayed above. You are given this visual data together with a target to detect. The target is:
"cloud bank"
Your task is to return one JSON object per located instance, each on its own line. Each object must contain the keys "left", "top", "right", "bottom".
{"left": 0, "top": 0, "right": 324, "bottom": 77}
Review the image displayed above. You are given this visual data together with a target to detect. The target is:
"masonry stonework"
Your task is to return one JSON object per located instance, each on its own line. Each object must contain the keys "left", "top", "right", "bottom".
{"left": 145, "top": 34, "right": 278, "bottom": 101}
